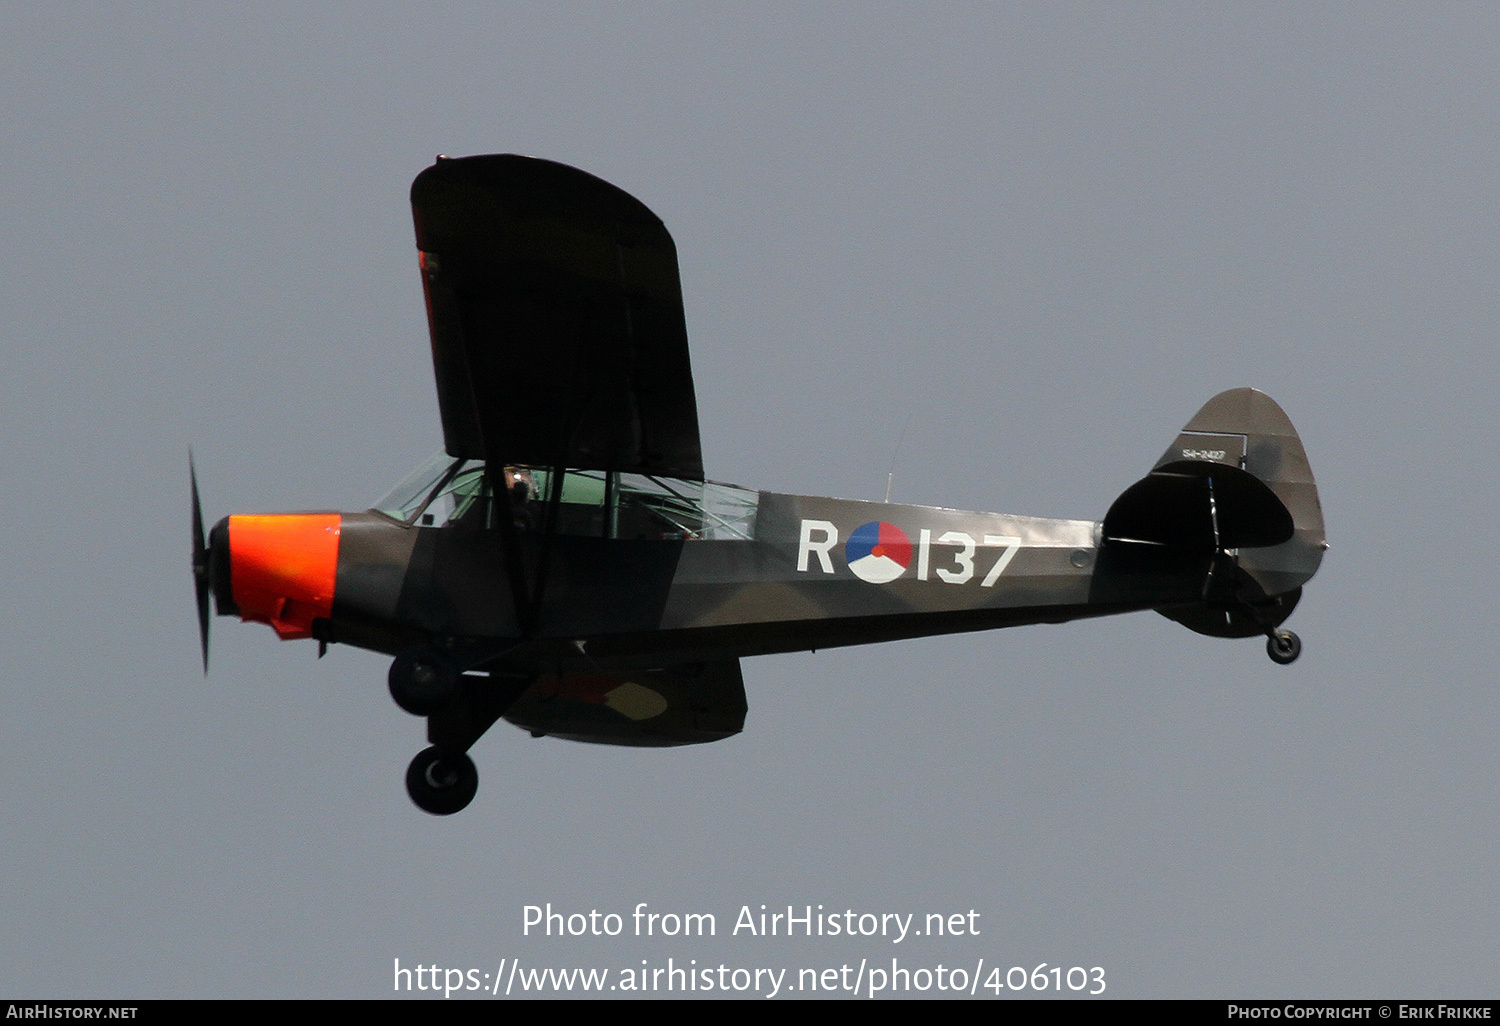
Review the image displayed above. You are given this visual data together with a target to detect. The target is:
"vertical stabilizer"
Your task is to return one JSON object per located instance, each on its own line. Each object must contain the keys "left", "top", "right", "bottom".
{"left": 1101, "top": 388, "right": 1325, "bottom": 646}
{"left": 1156, "top": 388, "right": 1325, "bottom": 599}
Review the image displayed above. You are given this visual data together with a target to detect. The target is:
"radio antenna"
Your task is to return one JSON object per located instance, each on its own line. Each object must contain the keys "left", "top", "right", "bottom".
{"left": 884, "top": 409, "right": 916, "bottom": 503}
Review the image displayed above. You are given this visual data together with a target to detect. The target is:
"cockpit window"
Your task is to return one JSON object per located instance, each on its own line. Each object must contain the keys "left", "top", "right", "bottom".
{"left": 616, "top": 474, "right": 759, "bottom": 540}
{"left": 420, "top": 463, "right": 488, "bottom": 527}
{"left": 526, "top": 469, "right": 759, "bottom": 540}
{"left": 372, "top": 452, "right": 463, "bottom": 523}
{"left": 372, "top": 453, "right": 759, "bottom": 540}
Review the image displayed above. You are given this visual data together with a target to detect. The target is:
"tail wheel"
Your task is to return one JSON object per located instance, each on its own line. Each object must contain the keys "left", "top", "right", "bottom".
{"left": 1266, "top": 630, "right": 1302, "bottom": 665}
{"left": 405, "top": 746, "right": 478, "bottom": 815}
{"left": 388, "top": 647, "right": 460, "bottom": 716}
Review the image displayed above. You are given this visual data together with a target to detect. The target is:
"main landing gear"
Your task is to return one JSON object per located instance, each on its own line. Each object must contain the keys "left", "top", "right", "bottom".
{"left": 388, "top": 643, "right": 532, "bottom": 815}
{"left": 390, "top": 643, "right": 476, "bottom": 815}
{"left": 1266, "top": 629, "right": 1302, "bottom": 666}
{"left": 405, "top": 746, "right": 478, "bottom": 815}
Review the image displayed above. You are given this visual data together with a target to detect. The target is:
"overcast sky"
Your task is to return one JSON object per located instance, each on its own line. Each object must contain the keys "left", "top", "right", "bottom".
{"left": 3, "top": 3, "right": 1497, "bottom": 999}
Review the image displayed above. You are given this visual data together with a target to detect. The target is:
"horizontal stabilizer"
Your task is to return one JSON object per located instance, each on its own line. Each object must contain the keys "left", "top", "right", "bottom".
{"left": 1103, "top": 459, "right": 1294, "bottom": 551}
{"left": 1159, "top": 586, "right": 1301, "bottom": 639}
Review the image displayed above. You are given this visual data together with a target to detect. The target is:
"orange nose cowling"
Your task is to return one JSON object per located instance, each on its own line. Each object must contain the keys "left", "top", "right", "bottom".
{"left": 228, "top": 514, "right": 341, "bottom": 640}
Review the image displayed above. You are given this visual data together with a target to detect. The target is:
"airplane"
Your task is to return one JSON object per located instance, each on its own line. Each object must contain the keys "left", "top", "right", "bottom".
{"left": 190, "top": 154, "right": 1327, "bottom": 815}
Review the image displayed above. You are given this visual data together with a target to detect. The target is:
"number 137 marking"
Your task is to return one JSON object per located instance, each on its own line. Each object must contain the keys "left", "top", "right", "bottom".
{"left": 917, "top": 531, "right": 1022, "bottom": 586}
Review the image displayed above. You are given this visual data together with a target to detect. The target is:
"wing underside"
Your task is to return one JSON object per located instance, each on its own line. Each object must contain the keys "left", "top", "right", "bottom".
{"left": 411, "top": 154, "right": 703, "bottom": 479}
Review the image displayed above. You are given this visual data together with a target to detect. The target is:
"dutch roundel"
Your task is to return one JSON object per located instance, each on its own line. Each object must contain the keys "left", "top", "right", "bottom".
{"left": 844, "top": 522, "right": 912, "bottom": 584}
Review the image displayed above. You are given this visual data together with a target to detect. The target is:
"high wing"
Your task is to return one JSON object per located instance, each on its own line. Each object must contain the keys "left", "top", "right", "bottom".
{"left": 411, "top": 154, "right": 704, "bottom": 479}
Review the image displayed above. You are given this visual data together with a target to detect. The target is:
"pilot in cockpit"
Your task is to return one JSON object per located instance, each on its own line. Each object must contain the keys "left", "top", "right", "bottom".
{"left": 502, "top": 466, "right": 536, "bottom": 530}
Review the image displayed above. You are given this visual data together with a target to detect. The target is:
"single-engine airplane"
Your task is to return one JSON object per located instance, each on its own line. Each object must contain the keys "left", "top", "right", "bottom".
{"left": 191, "top": 154, "right": 1326, "bottom": 815}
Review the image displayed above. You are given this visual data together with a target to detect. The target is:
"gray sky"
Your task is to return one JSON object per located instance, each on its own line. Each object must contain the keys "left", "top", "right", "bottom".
{"left": 3, "top": 2, "right": 1497, "bottom": 999}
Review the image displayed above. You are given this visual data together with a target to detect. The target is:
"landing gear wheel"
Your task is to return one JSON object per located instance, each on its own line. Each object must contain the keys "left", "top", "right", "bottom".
{"left": 405, "top": 746, "right": 478, "bottom": 815}
{"left": 1266, "top": 630, "right": 1302, "bottom": 665}
{"left": 388, "top": 647, "right": 460, "bottom": 716}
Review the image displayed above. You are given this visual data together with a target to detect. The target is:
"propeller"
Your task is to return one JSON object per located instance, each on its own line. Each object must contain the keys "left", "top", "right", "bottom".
{"left": 191, "top": 452, "right": 211, "bottom": 674}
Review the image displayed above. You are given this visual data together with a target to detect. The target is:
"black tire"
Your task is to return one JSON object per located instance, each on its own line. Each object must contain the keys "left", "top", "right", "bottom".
{"left": 1266, "top": 630, "right": 1302, "bottom": 665}
{"left": 388, "top": 647, "right": 460, "bottom": 716}
{"left": 405, "top": 746, "right": 478, "bottom": 815}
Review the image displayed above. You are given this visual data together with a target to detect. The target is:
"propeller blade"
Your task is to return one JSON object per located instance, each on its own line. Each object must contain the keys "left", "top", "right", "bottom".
{"left": 191, "top": 452, "right": 211, "bottom": 674}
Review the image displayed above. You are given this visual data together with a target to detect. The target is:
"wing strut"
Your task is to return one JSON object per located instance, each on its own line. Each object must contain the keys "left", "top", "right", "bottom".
{"left": 494, "top": 233, "right": 653, "bottom": 638}
{"left": 489, "top": 463, "right": 538, "bottom": 638}
{"left": 484, "top": 377, "right": 597, "bottom": 640}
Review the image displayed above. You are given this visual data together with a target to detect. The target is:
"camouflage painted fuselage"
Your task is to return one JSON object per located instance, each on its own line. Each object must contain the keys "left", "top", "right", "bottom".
{"left": 328, "top": 492, "right": 1179, "bottom": 668}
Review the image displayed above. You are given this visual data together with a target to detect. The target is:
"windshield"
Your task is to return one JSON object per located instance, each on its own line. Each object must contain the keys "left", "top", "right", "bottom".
{"left": 372, "top": 452, "right": 462, "bottom": 523}
{"left": 421, "top": 462, "right": 488, "bottom": 527}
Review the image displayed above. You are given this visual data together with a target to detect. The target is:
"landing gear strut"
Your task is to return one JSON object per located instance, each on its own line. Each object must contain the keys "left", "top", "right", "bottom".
{"left": 396, "top": 666, "right": 530, "bottom": 814}
{"left": 405, "top": 746, "right": 478, "bottom": 815}
{"left": 1266, "top": 629, "right": 1301, "bottom": 665}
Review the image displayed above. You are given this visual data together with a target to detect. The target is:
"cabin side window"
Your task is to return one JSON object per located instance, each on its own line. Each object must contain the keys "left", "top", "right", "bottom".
{"left": 529, "top": 468, "right": 759, "bottom": 540}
